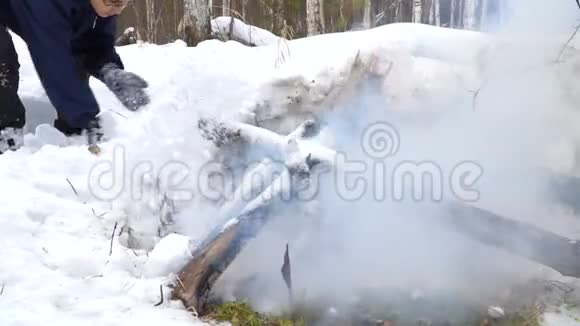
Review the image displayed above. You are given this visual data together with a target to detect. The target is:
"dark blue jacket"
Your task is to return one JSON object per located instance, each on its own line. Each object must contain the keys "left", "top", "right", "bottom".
{"left": 0, "top": 0, "right": 124, "bottom": 129}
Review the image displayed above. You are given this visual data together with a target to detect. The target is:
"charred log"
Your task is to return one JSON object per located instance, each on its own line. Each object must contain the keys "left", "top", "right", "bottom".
{"left": 446, "top": 202, "right": 580, "bottom": 278}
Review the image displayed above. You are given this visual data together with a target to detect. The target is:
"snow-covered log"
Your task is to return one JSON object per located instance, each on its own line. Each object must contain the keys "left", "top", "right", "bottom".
{"left": 197, "top": 118, "right": 335, "bottom": 165}
{"left": 211, "top": 16, "right": 282, "bottom": 47}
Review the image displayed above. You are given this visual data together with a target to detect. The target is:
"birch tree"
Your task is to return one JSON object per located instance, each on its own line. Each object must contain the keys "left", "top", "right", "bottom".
{"left": 413, "top": 0, "right": 422, "bottom": 23}
{"left": 463, "top": 0, "right": 478, "bottom": 30}
{"left": 145, "top": 0, "right": 155, "bottom": 42}
{"left": 182, "top": 0, "right": 211, "bottom": 46}
{"left": 429, "top": 0, "right": 439, "bottom": 26}
{"left": 306, "top": 0, "right": 325, "bottom": 36}
{"left": 363, "top": 0, "right": 372, "bottom": 28}
{"left": 450, "top": 0, "right": 457, "bottom": 27}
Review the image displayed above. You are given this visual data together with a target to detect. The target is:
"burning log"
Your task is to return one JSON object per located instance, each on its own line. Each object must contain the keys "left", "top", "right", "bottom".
{"left": 446, "top": 202, "right": 580, "bottom": 278}
{"left": 172, "top": 119, "right": 322, "bottom": 312}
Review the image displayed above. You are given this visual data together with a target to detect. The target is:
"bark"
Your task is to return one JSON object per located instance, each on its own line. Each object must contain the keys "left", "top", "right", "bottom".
{"left": 306, "top": 0, "right": 325, "bottom": 36}
{"left": 183, "top": 0, "right": 211, "bottom": 46}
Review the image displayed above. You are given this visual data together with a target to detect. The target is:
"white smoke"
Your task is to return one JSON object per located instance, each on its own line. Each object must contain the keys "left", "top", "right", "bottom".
{"left": 208, "top": 0, "right": 580, "bottom": 320}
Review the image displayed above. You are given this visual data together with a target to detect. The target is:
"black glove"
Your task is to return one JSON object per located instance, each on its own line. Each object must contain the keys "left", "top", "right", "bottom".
{"left": 101, "top": 63, "right": 150, "bottom": 111}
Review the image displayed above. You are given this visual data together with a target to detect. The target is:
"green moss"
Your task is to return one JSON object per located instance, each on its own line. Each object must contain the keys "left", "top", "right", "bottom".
{"left": 205, "top": 301, "right": 306, "bottom": 326}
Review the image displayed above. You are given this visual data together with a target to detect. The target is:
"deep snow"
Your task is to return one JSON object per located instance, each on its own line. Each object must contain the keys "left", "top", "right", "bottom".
{"left": 1, "top": 17, "right": 580, "bottom": 326}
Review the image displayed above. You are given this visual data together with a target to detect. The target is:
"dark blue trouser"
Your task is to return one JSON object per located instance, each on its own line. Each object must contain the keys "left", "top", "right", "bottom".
{"left": 0, "top": 26, "right": 25, "bottom": 130}
{"left": 0, "top": 26, "right": 91, "bottom": 135}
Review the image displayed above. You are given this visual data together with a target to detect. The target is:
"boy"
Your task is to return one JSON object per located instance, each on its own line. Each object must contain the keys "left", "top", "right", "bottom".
{"left": 0, "top": 0, "right": 149, "bottom": 154}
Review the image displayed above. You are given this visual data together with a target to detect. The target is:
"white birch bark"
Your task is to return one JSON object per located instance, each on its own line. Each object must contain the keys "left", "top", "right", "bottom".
{"left": 306, "top": 0, "right": 325, "bottom": 36}
{"left": 413, "top": 0, "right": 422, "bottom": 23}
{"left": 183, "top": 0, "right": 211, "bottom": 46}
{"left": 363, "top": 0, "right": 371, "bottom": 28}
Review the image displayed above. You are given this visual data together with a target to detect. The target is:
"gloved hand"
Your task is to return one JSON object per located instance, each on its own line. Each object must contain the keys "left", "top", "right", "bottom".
{"left": 101, "top": 63, "right": 150, "bottom": 111}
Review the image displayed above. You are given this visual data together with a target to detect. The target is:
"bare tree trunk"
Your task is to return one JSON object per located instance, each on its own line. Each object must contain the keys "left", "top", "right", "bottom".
{"left": 434, "top": 0, "right": 440, "bottom": 26}
{"left": 339, "top": 0, "right": 345, "bottom": 31}
{"left": 422, "top": 0, "right": 432, "bottom": 24}
{"left": 306, "top": 0, "right": 325, "bottom": 36}
{"left": 480, "top": 0, "right": 488, "bottom": 30}
{"left": 429, "top": 0, "right": 437, "bottom": 25}
{"left": 182, "top": 0, "right": 211, "bottom": 46}
{"left": 145, "top": 0, "right": 155, "bottom": 42}
{"left": 363, "top": 0, "right": 371, "bottom": 28}
{"left": 463, "top": 0, "right": 477, "bottom": 30}
{"left": 273, "top": 0, "right": 285, "bottom": 34}
{"left": 458, "top": 0, "right": 464, "bottom": 28}
{"left": 413, "top": 0, "right": 422, "bottom": 23}
{"left": 222, "top": 0, "right": 231, "bottom": 16}
{"left": 242, "top": 0, "right": 248, "bottom": 19}
{"left": 450, "top": 0, "right": 457, "bottom": 27}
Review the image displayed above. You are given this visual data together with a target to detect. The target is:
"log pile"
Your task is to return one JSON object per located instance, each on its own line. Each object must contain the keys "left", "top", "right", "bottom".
{"left": 172, "top": 118, "right": 580, "bottom": 314}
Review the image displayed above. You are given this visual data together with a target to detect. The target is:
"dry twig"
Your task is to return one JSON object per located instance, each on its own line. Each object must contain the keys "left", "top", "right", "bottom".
{"left": 154, "top": 285, "right": 164, "bottom": 306}
{"left": 556, "top": 21, "right": 580, "bottom": 63}
{"left": 109, "top": 222, "right": 118, "bottom": 256}
{"left": 66, "top": 178, "right": 79, "bottom": 197}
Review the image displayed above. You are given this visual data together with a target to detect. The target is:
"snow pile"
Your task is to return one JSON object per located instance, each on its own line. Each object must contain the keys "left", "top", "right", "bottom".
{"left": 2, "top": 3, "right": 580, "bottom": 324}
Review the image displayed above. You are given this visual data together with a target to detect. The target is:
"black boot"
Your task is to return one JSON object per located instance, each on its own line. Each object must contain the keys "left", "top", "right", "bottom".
{"left": 53, "top": 114, "right": 84, "bottom": 136}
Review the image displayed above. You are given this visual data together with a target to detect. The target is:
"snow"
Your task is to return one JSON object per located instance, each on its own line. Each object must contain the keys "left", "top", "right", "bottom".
{"left": 1, "top": 20, "right": 580, "bottom": 325}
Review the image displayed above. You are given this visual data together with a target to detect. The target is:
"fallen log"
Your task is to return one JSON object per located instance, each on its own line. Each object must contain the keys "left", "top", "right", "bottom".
{"left": 446, "top": 202, "right": 580, "bottom": 278}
